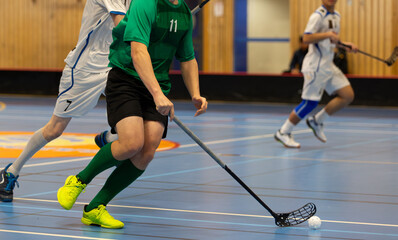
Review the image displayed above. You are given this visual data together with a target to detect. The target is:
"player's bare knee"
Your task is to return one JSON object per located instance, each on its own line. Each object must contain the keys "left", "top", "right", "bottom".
{"left": 130, "top": 149, "right": 155, "bottom": 169}
{"left": 343, "top": 91, "right": 354, "bottom": 104}
{"left": 141, "top": 152, "right": 156, "bottom": 168}
{"left": 123, "top": 142, "right": 144, "bottom": 158}
{"left": 142, "top": 150, "right": 155, "bottom": 163}
{"left": 347, "top": 91, "right": 354, "bottom": 103}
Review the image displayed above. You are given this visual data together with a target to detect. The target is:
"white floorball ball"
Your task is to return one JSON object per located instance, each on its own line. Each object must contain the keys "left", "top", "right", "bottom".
{"left": 308, "top": 216, "right": 322, "bottom": 229}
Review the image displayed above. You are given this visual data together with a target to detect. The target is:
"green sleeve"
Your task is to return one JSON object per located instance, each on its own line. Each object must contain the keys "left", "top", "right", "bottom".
{"left": 175, "top": 20, "right": 195, "bottom": 62}
{"left": 123, "top": 0, "right": 156, "bottom": 46}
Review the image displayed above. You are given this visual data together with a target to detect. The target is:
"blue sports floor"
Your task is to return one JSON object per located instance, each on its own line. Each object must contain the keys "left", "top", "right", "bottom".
{"left": 0, "top": 95, "right": 397, "bottom": 240}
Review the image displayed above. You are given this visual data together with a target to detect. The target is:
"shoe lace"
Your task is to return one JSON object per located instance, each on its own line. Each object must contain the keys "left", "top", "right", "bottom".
{"left": 312, "top": 118, "right": 323, "bottom": 128}
{"left": 5, "top": 173, "right": 19, "bottom": 191}
{"left": 279, "top": 130, "right": 291, "bottom": 137}
{"left": 287, "top": 133, "right": 297, "bottom": 143}
{"left": 97, "top": 205, "right": 108, "bottom": 219}
{"left": 69, "top": 186, "right": 85, "bottom": 197}
{"left": 67, "top": 179, "right": 86, "bottom": 196}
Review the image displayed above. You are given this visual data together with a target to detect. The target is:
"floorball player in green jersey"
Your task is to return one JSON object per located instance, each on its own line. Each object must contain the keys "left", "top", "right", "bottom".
{"left": 57, "top": 0, "right": 208, "bottom": 229}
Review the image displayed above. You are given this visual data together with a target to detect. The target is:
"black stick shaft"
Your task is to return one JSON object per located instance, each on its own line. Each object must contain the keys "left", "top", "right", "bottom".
{"left": 173, "top": 116, "right": 278, "bottom": 218}
{"left": 338, "top": 41, "right": 388, "bottom": 63}
{"left": 224, "top": 165, "right": 277, "bottom": 217}
{"left": 357, "top": 50, "right": 387, "bottom": 63}
{"left": 191, "top": 0, "right": 210, "bottom": 15}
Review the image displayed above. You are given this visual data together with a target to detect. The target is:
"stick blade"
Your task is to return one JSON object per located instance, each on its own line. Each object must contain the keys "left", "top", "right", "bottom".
{"left": 274, "top": 202, "right": 317, "bottom": 227}
{"left": 386, "top": 47, "right": 398, "bottom": 66}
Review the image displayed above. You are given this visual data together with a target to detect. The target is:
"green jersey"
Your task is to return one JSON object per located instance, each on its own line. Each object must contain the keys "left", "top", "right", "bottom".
{"left": 109, "top": 0, "right": 195, "bottom": 95}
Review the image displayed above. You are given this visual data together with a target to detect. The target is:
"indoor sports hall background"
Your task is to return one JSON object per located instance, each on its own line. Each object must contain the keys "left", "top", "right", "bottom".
{"left": 1, "top": 0, "right": 398, "bottom": 239}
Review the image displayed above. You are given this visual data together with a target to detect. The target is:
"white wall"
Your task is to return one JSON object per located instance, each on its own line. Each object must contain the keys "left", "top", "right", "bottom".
{"left": 247, "top": 0, "right": 290, "bottom": 73}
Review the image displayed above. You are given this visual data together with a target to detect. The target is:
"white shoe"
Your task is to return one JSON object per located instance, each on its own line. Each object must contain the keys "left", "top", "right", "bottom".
{"left": 306, "top": 116, "right": 327, "bottom": 143}
{"left": 274, "top": 130, "right": 301, "bottom": 148}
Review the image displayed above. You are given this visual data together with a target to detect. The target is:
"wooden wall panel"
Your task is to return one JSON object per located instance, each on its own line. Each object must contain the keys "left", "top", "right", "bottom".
{"left": 290, "top": 0, "right": 398, "bottom": 76}
{"left": 392, "top": 0, "right": 398, "bottom": 76}
{"left": 0, "top": 0, "right": 85, "bottom": 69}
{"left": 202, "top": 0, "right": 234, "bottom": 72}
{"left": 2, "top": 0, "right": 396, "bottom": 76}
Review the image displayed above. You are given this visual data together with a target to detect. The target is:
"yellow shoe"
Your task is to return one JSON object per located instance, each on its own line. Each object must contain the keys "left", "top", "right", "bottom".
{"left": 81, "top": 205, "right": 124, "bottom": 229}
{"left": 57, "top": 175, "right": 86, "bottom": 210}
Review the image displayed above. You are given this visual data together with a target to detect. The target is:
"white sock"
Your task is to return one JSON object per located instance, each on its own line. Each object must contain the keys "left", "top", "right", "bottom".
{"left": 8, "top": 128, "right": 48, "bottom": 176}
{"left": 106, "top": 131, "right": 118, "bottom": 143}
{"left": 280, "top": 119, "right": 295, "bottom": 134}
{"left": 315, "top": 108, "right": 329, "bottom": 124}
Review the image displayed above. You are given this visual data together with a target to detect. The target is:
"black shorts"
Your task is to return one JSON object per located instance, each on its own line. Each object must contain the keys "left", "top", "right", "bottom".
{"left": 106, "top": 67, "right": 168, "bottom": 138}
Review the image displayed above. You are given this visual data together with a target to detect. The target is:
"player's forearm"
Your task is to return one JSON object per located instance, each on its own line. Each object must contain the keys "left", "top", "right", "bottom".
{"left": 180, "top": 59, "right": 200, "bottom": 98}
{"left": 303, "top": 32, "right": 333, "bottom": 44}
{"left": 110, "top": 13, "right": 125, "bottom": 27}
{"left": 131, "top": 43, "right": 164, "bottom": 98}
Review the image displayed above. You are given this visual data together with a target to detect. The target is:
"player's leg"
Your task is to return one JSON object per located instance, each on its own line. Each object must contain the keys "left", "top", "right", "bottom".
{"left": 81, "top": 120, "right": 164, "bottom": 229}
{"left": 57, "top": 120, "right": 142, "bottom": 210}
{"left": 1, "top": 68, "right": 106, "bottom": 202}
{"left": 4, "top": 115, "right": 70, "bottom": 178}
{"left": 275, "top": 100, "right": 318, "bottom": 148}
{"left": 0, "top": 117, "right": 71, "bottom": 202}
{"left": 7, "top": 67, "right": 105, "bottom": 177}
{"left": 307, "top": 65, "right": 353, "bottom": 142}
{"left": 80, "top": 70, "right": 167, "bottom": 228}
{"left": 324, "top": 85, "right": 354, "bottom": 115}
{"left": 0, "top": 66, "right": 74, "bottom": 202}
{"left": 275, "top": 71, "right": 321, "bottom": 148}
{"left": 57, "top": 116, "right": 145, "bottom": 210}
{"left": 275, "top": 113, "right": 301, "bottom": 148}
{"left": 7, "top": 105, "right": 73, "bottom": 179}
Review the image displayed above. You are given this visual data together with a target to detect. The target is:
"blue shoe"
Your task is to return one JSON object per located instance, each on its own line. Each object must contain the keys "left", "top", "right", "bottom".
{"left": 94, "top": 130, "right": 109, "bottom": 148}
{"left": 0, "top": 163, "right": 19, "bottom": 202}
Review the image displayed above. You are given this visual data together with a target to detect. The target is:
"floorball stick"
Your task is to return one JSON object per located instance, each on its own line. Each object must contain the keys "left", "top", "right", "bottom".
{"left": 173, "top": 116, "right": 317, "bottom": 227}
{"left": 338, "top": 41, "right": 398, "bottom": 66}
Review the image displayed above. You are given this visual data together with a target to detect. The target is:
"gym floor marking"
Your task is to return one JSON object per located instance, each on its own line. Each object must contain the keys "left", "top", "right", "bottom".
{"left": 0, "top": 102, "right": 5, "bottom": 111}
{"left": 6, "top": 198, "right": 398, "bottom": 229}
{"left": 0, "top": 229, "right": 114, "bottom": 240}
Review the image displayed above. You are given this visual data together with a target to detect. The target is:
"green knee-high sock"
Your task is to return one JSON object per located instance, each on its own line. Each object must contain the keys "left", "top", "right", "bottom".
{"left": 77, "top": 143, "right": 120, "bottom": 184}
{"left": 86, "top": 160, "right": 144, "bottom": 212}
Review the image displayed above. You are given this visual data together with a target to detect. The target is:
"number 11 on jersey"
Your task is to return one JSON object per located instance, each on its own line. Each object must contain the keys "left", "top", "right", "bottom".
{"left": 169, "top": 19, "right": 177, "bottom": 32}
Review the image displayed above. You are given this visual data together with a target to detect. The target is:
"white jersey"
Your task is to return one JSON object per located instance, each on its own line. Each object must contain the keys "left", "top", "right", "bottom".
{"left": 64, "top": 0, "right": 130, "bottom": 72}
{"left": 301, "top": 5, "right": 341, "bottom": 73}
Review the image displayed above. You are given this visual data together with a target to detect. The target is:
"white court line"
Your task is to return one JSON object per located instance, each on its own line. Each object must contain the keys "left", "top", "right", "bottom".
{"left": 179, "top": 129, "right": 311, "bottom": 148}
{"left": 323, "top": 128, "right": 398, "bottom": 135}
{"left": 14, "top": 197, "right": 398, "bottom": 228}
{"left": 175, "top": 123, "right": 398, "bottom": 133}
{"left": 23, "top": 157, "right": 92, "bottom": 168}
{"left": 0, "top": 229, "right": 114, "bottom": 240}
{"left": 219, "top": 154, "right": 398, "bottom": 165}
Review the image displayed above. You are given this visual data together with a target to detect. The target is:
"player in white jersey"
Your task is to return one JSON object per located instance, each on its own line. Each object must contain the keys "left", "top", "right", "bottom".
{"left": 275, "top": 0, "right": 358, "bottom": 148}
{"left": 0, "top": 0, "right": 130, "bottom": 202}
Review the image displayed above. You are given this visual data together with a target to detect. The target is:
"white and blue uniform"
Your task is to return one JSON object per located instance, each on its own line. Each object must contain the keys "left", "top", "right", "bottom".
{"left": 301, "top": 5, "right": 349, "bottom": 101}
{"left": 54, "top": 0, "right": 131, "bottom": 117}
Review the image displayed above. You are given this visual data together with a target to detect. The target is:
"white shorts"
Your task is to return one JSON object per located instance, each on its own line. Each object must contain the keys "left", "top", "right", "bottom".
{"left": 53, "top": 66, "right": 108, "bottom": 118}
{"left": 301, "top": 64, "right": 350, "bottom": 101}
